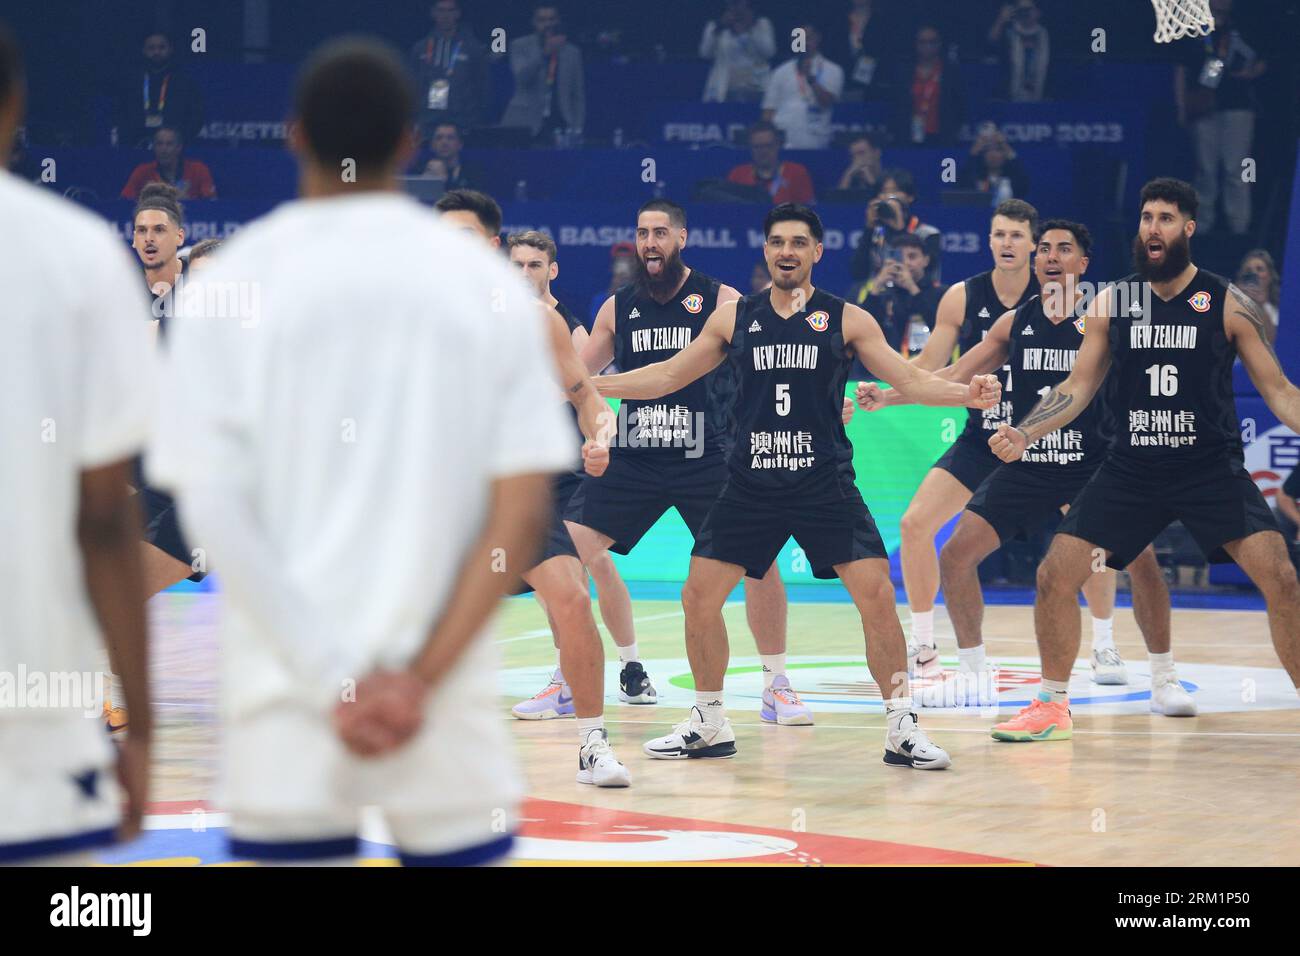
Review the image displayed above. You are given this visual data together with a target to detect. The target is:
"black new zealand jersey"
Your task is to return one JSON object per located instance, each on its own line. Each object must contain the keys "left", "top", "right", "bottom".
{"left": 1007, "top": 295, "right": 1107, "bottom": 477}
{"left": 728, "top": 288, "right": 855, "bottom": 492}
{"left": 957, "top": 269, "right": 1039, "bottom": 443}
{"left": 1107, "top": 269, "right": 1240, "bottom": 464}
{"left": 613, "top": 270, "right": 727, "bottom": 456}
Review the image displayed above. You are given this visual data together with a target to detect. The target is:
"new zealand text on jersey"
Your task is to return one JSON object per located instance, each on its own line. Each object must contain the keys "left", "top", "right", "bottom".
{"left": 1021, "top": 347, "right": 1077, "bottom": 371}
{"left": 632, "top": 326, "right": 693, "bottom": 353}
{"left": 1130, "top": 325, "right": 1198, "bottom": 349}
{"left": 752, "top": 343, "right": 820, "bottom": 370}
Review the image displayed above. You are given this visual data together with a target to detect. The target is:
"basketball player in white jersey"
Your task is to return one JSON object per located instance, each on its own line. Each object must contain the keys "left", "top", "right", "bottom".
{"left": 0, "top": 23, "right": 154, "bottom": 863}
{"left": 150, "top": 39, "right": 585, "bottom": 864}
{"left": 862, "top": 199, "right": 1132, "bottom": 686}
{"left": 505, "top": 230, "right": 647, "bottom": 717}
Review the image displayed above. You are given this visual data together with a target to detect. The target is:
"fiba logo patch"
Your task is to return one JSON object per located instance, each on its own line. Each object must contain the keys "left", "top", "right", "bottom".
{"left": 681, "top": 293, "right": 703, "bottom": 314}
{"left": 1187, "top": 291, "right": 1212, "bottom": 313}
{"left": 1073, "top": 317, "right": 1086, "bottom": 335}
{"left": 805, "top": 311, "right": 829, "bottom": 332}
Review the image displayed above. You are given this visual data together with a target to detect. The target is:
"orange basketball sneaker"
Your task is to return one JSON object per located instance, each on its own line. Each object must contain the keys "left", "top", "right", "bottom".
{"left": 990, "top": 694, "right": 1072, "bottom": 741}
{"left": 103, "top": 699, "right": 128, "bottom": 735}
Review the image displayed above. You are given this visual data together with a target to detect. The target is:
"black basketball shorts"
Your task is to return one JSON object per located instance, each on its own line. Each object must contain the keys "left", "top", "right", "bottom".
{"left": 691, "top": 467, "right": 887, "bottom": 579}
{"left": 1056, "top": 453, "right": 1280, "bottom": 569}
{"left": 965, "top": 462, "right": 1098, "bottom": 544}
{"left": 564, "top": 449, "right": 728, "bottom": 553}
{"left": 932, "top": 432, "right": 1001, "bottom": 494}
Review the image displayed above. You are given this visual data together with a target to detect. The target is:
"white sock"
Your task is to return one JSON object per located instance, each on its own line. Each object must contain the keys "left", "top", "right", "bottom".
{"left": 911, "top": 610, "right": 935, "bottom": 648}
{"left": 617, "top": 642, "right": 639, "bottom": 664}
{"left": 957, "top": 645, "right": 986, "bottom": 673}
{"left": 1038, "top": 678, "right": 1070, "bottom": 704}
{"left": 1091, "top": 616, "right": 1115, "bottom": 651}
{"left": 1148, "top": 650, "right": 1176, "bottom": 682}
{"left": 109, "top": 672, "right": 124, "bottom": 710}
{"left": 576, "top": 716, "right": 604, "bottom": 743}
{"left": 694, "top": 691, "right": 725, "bottom": 726}
{"left": 759, "top": 653, "right": 786, "bottom": 688}
{"left": 552, "top": 665, "right": 566, "bottom": 685}
{"left": 885, "top": 697, "right": 914, "bottom": 734}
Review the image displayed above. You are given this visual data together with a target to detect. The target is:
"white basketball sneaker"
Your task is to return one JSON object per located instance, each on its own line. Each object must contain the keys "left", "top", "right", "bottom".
{"left": 576, "top": 729, "right": 631, "bottom": 787}
{"left": 1150, "top": 672, "right": 1197, "bottom": 717}
{"left": 643, "top": 707, "right": 737, "bottom": 759}
{"left": 954, "top": 663, "right": 1001, "bottom": 707}
{"left": 1091, "top": 647, "right": 1129, "bottom": 685}
{"left": 908, "top": 641, "right": 943, "bottom": 679}
{"left": 884, "top": 713, "right": 951, "bottom": 770}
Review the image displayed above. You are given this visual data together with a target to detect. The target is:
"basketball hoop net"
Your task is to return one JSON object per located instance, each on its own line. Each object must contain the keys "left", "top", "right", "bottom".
{"left": 1151, "top": 0, "right": 1216, "bottom": 43}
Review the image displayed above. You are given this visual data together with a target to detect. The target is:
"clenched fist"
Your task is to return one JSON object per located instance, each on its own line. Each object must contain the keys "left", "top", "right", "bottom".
{"left": 582, "top": 439, "right": 609, "bottom": 477}
{"left": 855, "top": 381, "right": 888, "bottom": 411}
{"left": 988, "top": 422, "right": 1028, "bottom": 463}
{"left": 967, "top": 374, "right": 1001, "bottom": 410}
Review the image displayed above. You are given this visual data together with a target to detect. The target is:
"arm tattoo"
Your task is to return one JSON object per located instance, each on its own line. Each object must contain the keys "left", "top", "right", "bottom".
{"left": 1228, "top": 284, "right": 1282, "bottom": 373}
{"left": 1019, "top": 386, "right": 1073, "bottom": 435}
{"left": 567, "top": 380, "right": 584, "bottom": 394}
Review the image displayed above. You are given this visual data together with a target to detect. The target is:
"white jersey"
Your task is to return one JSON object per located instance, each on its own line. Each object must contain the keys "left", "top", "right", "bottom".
{"left": 147, "top": 192, "right": 575, "bottom": 718}
{"left": 0, "top": 171, "right": 154, "bottom": 716}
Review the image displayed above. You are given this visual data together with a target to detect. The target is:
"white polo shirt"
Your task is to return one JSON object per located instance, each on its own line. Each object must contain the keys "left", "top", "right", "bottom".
{"left": 762, "top": 55, "right": 845, "bottom": 150}
{"left": 147, "top": 192, "right": 574, "bottom": 716}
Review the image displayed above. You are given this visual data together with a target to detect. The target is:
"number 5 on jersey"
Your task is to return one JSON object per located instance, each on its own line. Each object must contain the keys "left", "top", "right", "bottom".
{"left": 775, "top": 383, "right": 790, "bottom": 416}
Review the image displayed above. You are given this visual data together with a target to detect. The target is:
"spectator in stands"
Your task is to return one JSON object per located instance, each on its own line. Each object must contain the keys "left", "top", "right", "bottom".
{"left": 1174, "top": 0, "right": 1266, "bottom": 234}
{"left": 896, "top": 25, "right": 964, "bottom": 146}
{"left": 988, "top": 0, "right": 1050, "bottom": 102}
{"left": 410, "top": 0, "right": 492, "bottom": 133}
{"left": 726, "top": 120, "right": 815, "bottom": 205}
{"left": 761, "top": 23, "right": 844, "bottom": 150}
{"left": 588, "top": 242, "right": 637, "bottom": 330}
{"left": 699, "top": 0, "right": 775, "bottom": 103}
{"left": 114, "top": 31, "right": 204, "bottom": 148}
{"left": 500, "top": 4, "right": 586, "bottom": 144}
{"left": 851, "top": 169, "right": 941, "bottom": 283}
{"left": 419, "top": 121, "right": 481, "bottom": 189}
{"left": 830, "top": 0, "right": 896, "bottom": 103}
{"left": 851, "top": 233, "right": 942, "bottom": 361}
{"left": 836, "top": 131, "right": 883, "bottom": 193}
{"left": 120, "top": 127, "right": 216, "bottom": 201}
{"left": 1235, "top": 249, "right": 1281, "bottom": 343}
{"left": 959, "top": 122, "right": 1028, "bottom": 203}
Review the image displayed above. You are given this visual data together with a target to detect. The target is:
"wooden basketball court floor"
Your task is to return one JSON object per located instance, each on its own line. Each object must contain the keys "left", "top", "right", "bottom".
{"left": 101, "top": 589, "right": 1300, "bottom": 867}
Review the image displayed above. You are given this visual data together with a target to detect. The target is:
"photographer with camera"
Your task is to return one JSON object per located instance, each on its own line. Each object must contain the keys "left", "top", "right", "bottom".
{"left": 850, "top": 170, "right": 942, "bottom": 284}
{"left": 959, "top": 122, "right": 1028, "bottom": 204}
{"left": 850, "top": 233, "right": 942, "bottom": 366}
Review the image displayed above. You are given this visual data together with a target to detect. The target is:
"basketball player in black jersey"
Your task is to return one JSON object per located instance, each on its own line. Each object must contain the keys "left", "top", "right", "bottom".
{"left": 569, "top": 198, "right": 830, "bottom": 727}
{"left": 595, "top": 204, "right": 1001, "bottom": 769}
{"left": 101, "top": 183, "right": 207, "bottom": 733}
{"left": 891, "top": 221, "right": 1190, "bottom": 714}
{"left": 865, "top": 202, "right": 1088, "bottom": 680}
{"left": 435, "top": 190, "right": 633, "bottom": 786}
{"left": 991, "top": 178, "right": 1300, "bottom": 741}
{"left": 504, "top": 230, "right": 647, "bottom": 718}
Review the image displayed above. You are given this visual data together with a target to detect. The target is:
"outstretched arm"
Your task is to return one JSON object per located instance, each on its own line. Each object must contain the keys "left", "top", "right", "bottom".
{"left": 864, "top": 309, "right": 1012, "bottom": 409}
{"left": 845, "top": 303, "right": 1000, "bottom": 408}
{"left": 991, "top": 291, "right": 1113, "bottom": 461}
{"left": 595, "top": 300, "right": 738, "bottom": 400}
{"left": 1229, "top": 283, "right": 1300, "bottom": 432}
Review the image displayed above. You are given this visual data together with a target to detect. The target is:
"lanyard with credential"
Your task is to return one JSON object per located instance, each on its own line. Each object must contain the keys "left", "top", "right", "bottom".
{"left": 426, "top": 37, "right": 463, "bottom": 76}
{"left": 144, "top": 73, "right": 170, "bottom": 112}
